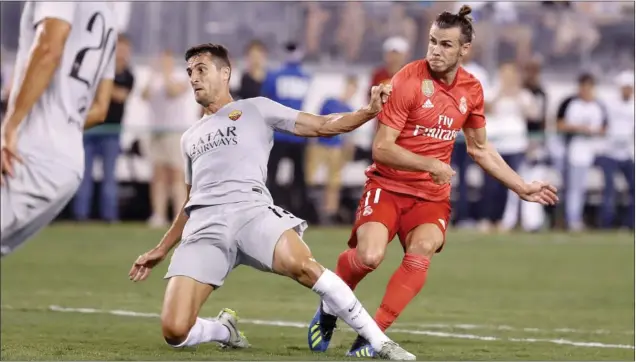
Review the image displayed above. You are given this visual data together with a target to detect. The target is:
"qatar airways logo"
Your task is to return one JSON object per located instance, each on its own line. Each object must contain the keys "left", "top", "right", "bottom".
{"left": 413, "top": 115, "right": 459, "bottom": 141}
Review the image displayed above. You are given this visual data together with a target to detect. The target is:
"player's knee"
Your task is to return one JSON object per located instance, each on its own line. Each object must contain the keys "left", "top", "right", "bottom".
{"left": 161, "top": 314, "right": 194, "bottom": 346}
{"left": 356, "top": 248, "right": 385, "bottom": 270}
{"left": 407, "top": 236, "right": 443, "bottom": 257}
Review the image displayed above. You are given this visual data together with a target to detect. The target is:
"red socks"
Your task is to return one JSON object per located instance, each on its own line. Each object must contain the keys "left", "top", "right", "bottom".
{"left": 335, "top": 248, "right": 376, "bottom": 291}
{"left": 374, "top": 253, "right": 430, "bottom": 331}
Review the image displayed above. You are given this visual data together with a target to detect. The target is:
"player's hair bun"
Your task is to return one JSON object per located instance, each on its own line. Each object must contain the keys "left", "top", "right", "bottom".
{"left": 457, "top": 5, "right": 473, "bottom": 20}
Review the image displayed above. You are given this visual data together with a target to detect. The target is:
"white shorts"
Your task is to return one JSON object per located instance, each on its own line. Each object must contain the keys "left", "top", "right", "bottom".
{"left": 164, "top": 200, "right": 307, "bottom": 287}
{"left": 1, "top": 158, "right": 81, "bottom": 256}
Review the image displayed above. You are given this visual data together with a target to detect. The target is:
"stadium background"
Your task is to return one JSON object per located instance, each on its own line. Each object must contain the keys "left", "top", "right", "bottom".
{"left": 0, "top": 2, "right": 634, "bottom": 361}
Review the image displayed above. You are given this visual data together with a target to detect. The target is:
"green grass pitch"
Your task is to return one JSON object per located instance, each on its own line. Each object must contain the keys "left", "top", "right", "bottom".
{"left": 1, "top": 223, "right": 634, "bottom": 360}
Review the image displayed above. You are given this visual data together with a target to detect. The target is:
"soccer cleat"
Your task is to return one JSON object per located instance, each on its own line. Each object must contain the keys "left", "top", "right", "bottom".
{"left": 307, "top": 302, "right": 338, "bottom": 352}
{"left": 345, "top": 335, "right": 376, "bottom": 358}
{"left": 376, "top": 340, "right": 416, "bottom": 360}
{"left": 346, "top": 336, "right": 416, "bottom": 360}
{"left": 216, "top": 308, "right": 250, "bottom": 349}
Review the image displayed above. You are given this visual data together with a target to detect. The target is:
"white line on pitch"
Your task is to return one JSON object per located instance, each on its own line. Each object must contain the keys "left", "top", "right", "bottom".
{"left": 393, "top": 322, "right": 634, "bottom": 335}
{"left": 44, "top": 305, "right": 634, "bottom": 350}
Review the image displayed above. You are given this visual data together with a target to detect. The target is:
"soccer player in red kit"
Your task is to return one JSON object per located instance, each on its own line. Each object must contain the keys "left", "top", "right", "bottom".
{"left": 307, "top": 5, "right": 559, "bottom": 357}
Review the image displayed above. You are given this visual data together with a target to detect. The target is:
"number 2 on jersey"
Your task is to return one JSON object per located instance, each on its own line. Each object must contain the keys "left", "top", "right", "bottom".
{"left": 69, "top": 12, "right": 116, "bottom": 89}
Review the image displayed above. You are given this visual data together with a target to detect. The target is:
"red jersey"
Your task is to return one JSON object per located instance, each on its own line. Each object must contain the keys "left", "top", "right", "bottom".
{"left": 366, "top": 59, "right": 486, "bottom": 201}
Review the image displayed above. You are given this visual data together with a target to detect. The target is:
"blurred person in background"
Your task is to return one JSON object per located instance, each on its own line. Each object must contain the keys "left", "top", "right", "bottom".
{"left": 556, "top": 73, "right": 607, "bottom": 231}
{"left": 142, "top": 49, "right": 190, "bottom": 228}
{"left": 234, "top": 39, "right": 267, "bottom": 100}
{"left": 371, "top": 36, "right": 410, "bottom": 90}
{"left": 335, "top": 1, "right": 366, "bottom": 62}
{"left": 478, "top": 62, "right": 537, "bottom": 233}
{"left": 306, "top": 75, "right": 358, "bottom": 225}
{"left": 597, "top": 71, "right": 634, "bottom": 230}
{"left": 72, "top": 34, "right": 134, "bottom": 223}
{"left": 352, "top": 37, "right": 410, "bottom": 165}
{"left": 499, "top": 55, "right": 551, "bottom": 232}
{"left": 262, "top": 42, "right": 312, "bottom": 218}
{"left": 453, "top": 46, "right": 489, "bottom": 228}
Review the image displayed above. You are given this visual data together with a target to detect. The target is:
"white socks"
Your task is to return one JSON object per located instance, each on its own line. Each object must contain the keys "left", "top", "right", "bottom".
{"left": 170, "top": 317, "right": 230, "bottom": 348}
{"left": 312, "top": 269, "right": 390, "bottom": 351}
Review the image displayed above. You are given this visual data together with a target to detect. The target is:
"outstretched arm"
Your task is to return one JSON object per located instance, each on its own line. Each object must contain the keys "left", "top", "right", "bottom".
{"left": 292, "top": 84, "right": 390, "bottom": 137}
{"left": 463, "top": 126, "right": 558, "bottom": 205}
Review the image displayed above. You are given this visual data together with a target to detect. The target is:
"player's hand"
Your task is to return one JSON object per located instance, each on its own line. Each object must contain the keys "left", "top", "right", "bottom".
{"left": 368, "top": 84, "right": 392, "bottom": 115}
{"left": 429, "top": 160, "right": 456, "bottom": 185}
{"left": 0, "top": 124, "right": 23, "bottom": 186}
{"left": 517, "top": 181, "right": 559, "bottom": 206}
{"left": 129, "top": 246, "right": 168, "bottom": 282}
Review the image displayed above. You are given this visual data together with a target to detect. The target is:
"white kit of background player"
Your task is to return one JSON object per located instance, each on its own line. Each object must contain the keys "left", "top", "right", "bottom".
{"left": 1, "top": 2, "right": 116, "bottom": 256}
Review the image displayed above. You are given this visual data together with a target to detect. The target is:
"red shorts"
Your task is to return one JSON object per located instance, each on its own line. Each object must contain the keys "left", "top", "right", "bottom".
{"left": 348, "top": 182, "right": 451, "bottom": 252}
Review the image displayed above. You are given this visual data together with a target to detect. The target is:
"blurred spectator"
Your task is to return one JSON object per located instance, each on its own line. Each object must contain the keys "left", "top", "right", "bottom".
{"left": 73, "top": 34, "right": 135, "bottom": 223}
{"left": 597, "top": 71, "right": 634, "bottom": 229}
{"left": 479, "top": 62, "right": 537, "bottom": 232}
{"left": 541, "top": 1, "right": 599, "bottom": 60}
{"left": 335, "top": 1, "right": 367, "bottom": 62}
{"left": 453, "top": 48, "right": 489, "bottom": 227}
{"left": 371, "top": 36, "right": 410, "bottom": 89}
{"left": 381, "top": 2, "right": 417, "bottom": 59}
{"left": 306, "top": 75, "right": 358, "bottom": 225}
{"left": 459, "top": 2, "right": 533, "bottom": 63}
{"left": 141, "top": 49, "right": 190, "bottom": 228}
{"left": 304, "top": 2, "right": 331, "bottom": 61}
{"left": 263, "top": 42, "right": 312, "bottom": 218}
{"left": 234, "top": 39, "right": 267, "bottom": 100}
{"left": 556, "top": 73, "right": 607, "bottom": 231}
{"left": 500, "top": 55, "right": 552, "bottom": 231}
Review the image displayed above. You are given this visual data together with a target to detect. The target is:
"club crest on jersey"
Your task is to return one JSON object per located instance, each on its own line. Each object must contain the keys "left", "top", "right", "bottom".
{"left": 421, "top": 79, "right": 435, "bottom": 97}
{"left": 459, "top": 97, "right": 468, "bottom": 114}
{"left": 228, "top": 110, "right": 242, "bottom": 121}
{"left": 362, "top": 205, "right": 373, "bottom": 217}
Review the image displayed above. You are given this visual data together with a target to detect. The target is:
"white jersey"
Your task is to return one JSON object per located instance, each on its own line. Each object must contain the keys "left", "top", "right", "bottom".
{"left": 10, "top": 2, "right": 117, "bottom": 174}
{"left": 181, "top": 97, "right": 300, "bottom": 210}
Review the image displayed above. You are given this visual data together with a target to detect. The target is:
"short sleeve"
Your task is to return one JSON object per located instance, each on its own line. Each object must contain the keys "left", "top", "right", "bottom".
{"left": 252, "top": 97, "right": 300, "bottom": 133}
{"left": 556, "top": 96, "right": 575, "bottom": 120}
{"left": 464, "top": 82, "right": 486, "bottom": 129}
{"left": 376, "top": 68, "right": 417, "bottom": 131}
{"left": 33, "top": 2, "right": 76, "bottom": 26}
{"left": 180, "top": 132, "right": 192, "bottom": 185}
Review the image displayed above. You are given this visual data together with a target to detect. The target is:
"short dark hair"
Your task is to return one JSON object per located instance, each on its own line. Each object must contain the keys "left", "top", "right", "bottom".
{"left": 184, "top": 43, "right": 232, "bottom": 72}
{"left": 434, "top": 4, "right": 475, "bottom": 44}
{"left": 578, "top": 73, "right": 595, "bottom": 86}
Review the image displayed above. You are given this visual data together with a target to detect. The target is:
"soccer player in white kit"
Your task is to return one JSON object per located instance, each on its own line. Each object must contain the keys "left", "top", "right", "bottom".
{"left": 128, "top": 43, "right": 416, "bottom": 360}
{"left": 0, "top": 2, "right": 117, "bottom": 257}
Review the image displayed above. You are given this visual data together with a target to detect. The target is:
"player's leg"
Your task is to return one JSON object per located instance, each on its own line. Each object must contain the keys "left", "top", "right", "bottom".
{"left": 373, "top": 200, "right": 450, "bottom": 331}
{"left": 236, "top": 204, "right": 414, "bottom": 360}
{"left": 335, "top": 188, "right": 399, "bottom": 290}
{"left": 161, "top": 231, "right": 248, "bottom": 349}
{"left": 346, "top": 199, "right": 450, "bottom": 357}
{"left": 0, "top": 164, "right": 80, "bottom": 257}
{"left": 309, "top": 187, "right": 398, "bottom": 352}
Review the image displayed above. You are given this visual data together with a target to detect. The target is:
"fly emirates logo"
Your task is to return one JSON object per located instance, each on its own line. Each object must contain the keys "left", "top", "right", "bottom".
{"left": 413, "top": 115, "right": 459, "bottom": 141}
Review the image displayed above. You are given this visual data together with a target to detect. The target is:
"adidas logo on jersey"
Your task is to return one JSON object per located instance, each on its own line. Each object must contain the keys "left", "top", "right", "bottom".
{"left": 422, "top": 99, "right": 434, "bottom": 108}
